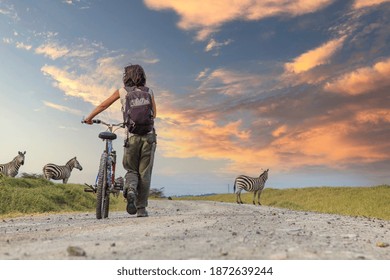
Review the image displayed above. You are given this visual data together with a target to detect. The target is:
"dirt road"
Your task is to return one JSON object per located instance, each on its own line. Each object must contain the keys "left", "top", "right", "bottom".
{"left": 1, "top": 200, "right": 389, "bottom": 259}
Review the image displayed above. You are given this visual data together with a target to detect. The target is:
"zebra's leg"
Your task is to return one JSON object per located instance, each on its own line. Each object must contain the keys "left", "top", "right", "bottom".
{"left": 238, "top": 190, "right": 244, "bottom": 204}
{"left": 253, "top": 191, "right": 257, "bottom": 205}
{"left": 63, "top": 177, "right": 69, "bottom": 184}
{"left": 257, "top": 189, "right": 263, "bottom": 205}
{"left": 236, "top": 190, "right": 242, "bottom": 204}
{"left": 42, "top": 171, "right": 49, "bottom": 180}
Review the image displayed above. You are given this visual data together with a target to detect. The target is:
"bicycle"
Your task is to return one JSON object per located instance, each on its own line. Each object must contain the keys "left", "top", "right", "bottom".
{"left": 82, "top": 119, "right": 124, "bottom": 219}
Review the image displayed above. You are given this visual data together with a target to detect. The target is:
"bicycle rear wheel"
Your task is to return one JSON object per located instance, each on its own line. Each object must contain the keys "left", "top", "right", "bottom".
{"left": 96, "top": 152, "right": 110, "bottom": 219}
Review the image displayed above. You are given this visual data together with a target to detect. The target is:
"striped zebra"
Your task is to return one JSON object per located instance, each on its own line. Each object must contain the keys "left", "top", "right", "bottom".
{"left": 43, "top": 157, "right": 83, "bottom": 184}
{"left": 234, "top": 169, "right": 269, "bottom": 205}
{"left": 0, "top": 151, "right": 26, "bottom": 177}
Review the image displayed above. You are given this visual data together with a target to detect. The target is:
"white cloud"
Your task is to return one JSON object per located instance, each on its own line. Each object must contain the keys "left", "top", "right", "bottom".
{"left": 15, "top": 42, "right": 32, "bottom": 51}
{"left": 2, "top": 37, "right": 13, "bottom": 44}
{"left": 0, "top": 3, "right": 19, "bottom": 21}
{"left": 35, "top": 40, "right": 100, "bottom": 60}
{"left": 196, "top": 68, "right": 210, "bottom": 80}
{"left": 35, "top": 42, "right": 70, "bottom": 60}
{"left": 62, "top": 0, "right": 90, "bottom": 9}
{"left": 196, "top": 27, "right": 218, "bottom": 41}
{"left": 198, "top": 68, "right": 263, "bottom": 96}
{"left": 132, "top": 49, "right": 160, "bottom": 64}
{"left": 43, "top": 101, "right": 82, "bottom": 116}
{"left": 205, "top": 38, "right": 233, "bottom": 53}
{"left": 63, "top": 0, "right": 77, "bottom": 4}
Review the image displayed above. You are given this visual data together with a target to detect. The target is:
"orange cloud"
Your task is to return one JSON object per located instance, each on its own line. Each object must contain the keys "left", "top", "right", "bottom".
{"left": 268, "top": 114, "right": 389, "bottom": 171}
{"left": 355, "top": 109, "right": 390, "bottom": 124}
{"left": 144, "top": 0, "right": 334, "bottom": 40}
{"left": 272, "top": 125, "right": 288, "bottom": 137}
{"left": 37, "top": 38, "right": 161, "bottom": 114}
{"left": 41, "top": 64, "right": 119, "bottom": 107}
{"left": 353, "top": 0, "right": 390, "bottom": 9}
{"left": 324, "top": 57, "right": 390, "bottom": 95}
{"left": 153, "top": 101, "right": 281, "bottom": 175}
{"left": 273, "top": 125, "right": 377, "bottom": 164}
{"left": 157, "top": 107, "right": 250, "bottom": 159}
{"left": 155, "top": 96, "right": 389, "bottom": 175}
{"left": 285, "top": 36, "right": 346, "bottom": 74}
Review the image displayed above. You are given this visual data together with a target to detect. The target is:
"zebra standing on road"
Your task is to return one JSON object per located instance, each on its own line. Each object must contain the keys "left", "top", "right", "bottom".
{"left": 234, "top": 169, "right": 269, "bottom": 205}
{"left": 0, "top": 151, "right": 26, "bottom": 177}
{"left": 43, "top": 157, "right": 83, "bottom": 184}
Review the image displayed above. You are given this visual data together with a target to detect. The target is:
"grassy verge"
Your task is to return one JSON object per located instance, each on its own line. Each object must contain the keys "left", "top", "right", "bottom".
{"left": 178, "top": 185, "right": 390, "bottom": 220}
{"left": 1, "top": 177, "right": 389, "bottom": 220}
{"left": 0, "top": 177, "right": 126, "bottom": 218}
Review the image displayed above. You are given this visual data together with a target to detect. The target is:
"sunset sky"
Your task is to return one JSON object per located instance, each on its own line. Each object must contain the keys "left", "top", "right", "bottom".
{"left": 1, "top": 0, "right": 389, "bottom": 195}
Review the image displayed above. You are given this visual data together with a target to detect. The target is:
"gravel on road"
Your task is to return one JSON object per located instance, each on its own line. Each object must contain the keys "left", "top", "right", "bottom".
{"left": 1, "top": 200, "right": 389, "bottom": 260}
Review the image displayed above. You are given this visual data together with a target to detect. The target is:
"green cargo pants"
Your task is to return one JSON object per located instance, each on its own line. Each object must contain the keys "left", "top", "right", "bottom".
{"left": 123, "top": 131, "right": 156, "bottom": 209}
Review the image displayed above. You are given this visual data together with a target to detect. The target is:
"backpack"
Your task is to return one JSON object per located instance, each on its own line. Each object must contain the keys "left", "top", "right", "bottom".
{"left": 123, "top": 86, "right": 154, "bottom": 135}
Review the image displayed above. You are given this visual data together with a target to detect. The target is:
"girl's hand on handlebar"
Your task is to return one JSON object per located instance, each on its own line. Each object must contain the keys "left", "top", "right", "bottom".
{"left": 82, "top": 118, "right": 93, "bottom": 125}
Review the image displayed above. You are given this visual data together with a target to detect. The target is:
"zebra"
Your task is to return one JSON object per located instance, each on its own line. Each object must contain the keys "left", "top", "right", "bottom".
{"left": 234, "top": 169, "right": 269, "bottom": 205}
{"left": 0, "top": 151, "right": 26, "bottom": 177}
{"left": 43, "top": 157, "right": 83, "bottom": 184}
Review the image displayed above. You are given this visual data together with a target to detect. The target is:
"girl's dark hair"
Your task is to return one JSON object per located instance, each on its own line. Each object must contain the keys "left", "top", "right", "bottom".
{"left": 123, "top": 64, "right": 146, "bottom": 87}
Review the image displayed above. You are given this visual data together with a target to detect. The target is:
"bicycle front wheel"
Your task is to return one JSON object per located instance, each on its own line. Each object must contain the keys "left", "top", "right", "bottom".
{"left": 96, "top": 152, "right": 110, "bottom": 219}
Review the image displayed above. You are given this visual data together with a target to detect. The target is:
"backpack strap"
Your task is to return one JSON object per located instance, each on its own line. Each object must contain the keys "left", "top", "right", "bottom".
{"left": 125, "top": 86, "right": 150, "bottom": 93}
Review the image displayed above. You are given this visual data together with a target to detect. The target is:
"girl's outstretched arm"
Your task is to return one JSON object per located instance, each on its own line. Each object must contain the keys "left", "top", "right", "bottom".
{"left": 84, "top": 90, "right": 120, "bottom": 124}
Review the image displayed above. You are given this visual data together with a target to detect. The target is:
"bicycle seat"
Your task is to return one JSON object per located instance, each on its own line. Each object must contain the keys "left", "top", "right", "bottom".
{"left": 99, "top": 132, "right": 117, "bottom": 140}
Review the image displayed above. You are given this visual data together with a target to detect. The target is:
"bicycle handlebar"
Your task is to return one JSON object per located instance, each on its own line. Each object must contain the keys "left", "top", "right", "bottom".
{"left": 81, "top": 119, "right": 124, "bottom": 128}
{"left": 81, "top": 119, "right": 100, "bottom": 124}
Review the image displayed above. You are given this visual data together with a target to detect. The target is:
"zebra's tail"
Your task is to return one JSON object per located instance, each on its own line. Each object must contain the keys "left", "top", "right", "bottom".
{"left": 233, "top": 179, "right": 236, "bottom": 193}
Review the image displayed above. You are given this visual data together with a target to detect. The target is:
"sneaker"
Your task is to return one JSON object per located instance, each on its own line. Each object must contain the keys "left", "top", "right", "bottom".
{"left": 126, "top": 192, "right": 137, "bottom": 215}
{"left": 137, "top": 208, "right": 148, "bottom": 217}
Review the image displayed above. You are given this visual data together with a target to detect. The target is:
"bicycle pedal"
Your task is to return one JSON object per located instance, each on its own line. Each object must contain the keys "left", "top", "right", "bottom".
{"left": 84, "top": 183, "right": 97, "bottom": 193}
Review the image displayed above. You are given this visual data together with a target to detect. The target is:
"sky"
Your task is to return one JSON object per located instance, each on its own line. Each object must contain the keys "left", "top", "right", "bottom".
{"left": 1, "top": 0, "right": 389, "bottom": 196}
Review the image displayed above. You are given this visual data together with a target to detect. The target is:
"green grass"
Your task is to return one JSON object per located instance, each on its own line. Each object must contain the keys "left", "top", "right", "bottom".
{"left": 1, "top": 176, "right": 389, "bottom": 220}
{"left": 0, "top": 176, "right": 126, "bottom": 218}
{"left": 178, "top": 185, "right": 390, "bottom": 220}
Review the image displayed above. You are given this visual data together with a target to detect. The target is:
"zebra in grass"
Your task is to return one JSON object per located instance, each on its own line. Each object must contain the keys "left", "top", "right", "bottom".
{"left": 0, "top": 151, "right": 26, "bottom": 177}
{"left": 43, "top": 157, "right": 83, "bottom": 184}
{"left": 234, "top": 169, "right": 269, "bottom": 205}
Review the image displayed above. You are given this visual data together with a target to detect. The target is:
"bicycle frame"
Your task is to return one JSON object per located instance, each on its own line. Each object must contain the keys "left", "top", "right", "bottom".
{"left": 83, "top": 119, "right": 124, "bottom": 219}
{"left": 94, "top": 134, "right": 116, "bottom": 191}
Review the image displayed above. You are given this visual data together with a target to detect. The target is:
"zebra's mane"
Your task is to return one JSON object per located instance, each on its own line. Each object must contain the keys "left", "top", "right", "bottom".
{"left": 12, "top": 155, "right": 23, "bottom": 164}
{"left": 66, "top": 157, "right": 77, "bottom": 166}
{"left": 11, "top": 151, "right": 25, "bottom": 164}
